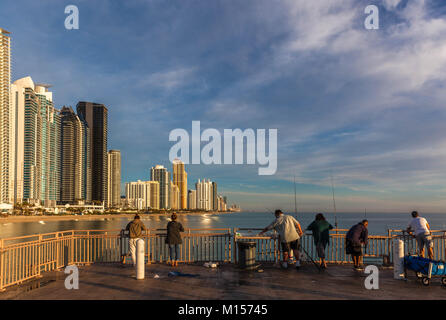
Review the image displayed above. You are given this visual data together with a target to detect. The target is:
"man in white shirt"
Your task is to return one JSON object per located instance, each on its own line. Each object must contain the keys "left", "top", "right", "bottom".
{"left": 260, "top": 210, "right": 303, "bottom": 269}
{"left": 406, "top": 211, "right": 434, "bottom": 260}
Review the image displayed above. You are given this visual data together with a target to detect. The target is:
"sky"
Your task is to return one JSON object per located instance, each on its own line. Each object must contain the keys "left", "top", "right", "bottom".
{"left": 2, "top": 0, "right": 446, "bottom": 213}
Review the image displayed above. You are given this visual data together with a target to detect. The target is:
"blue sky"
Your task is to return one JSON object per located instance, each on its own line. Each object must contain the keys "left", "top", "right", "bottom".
{"left": 2, "top": 0, "right": 446, "bottom": 212}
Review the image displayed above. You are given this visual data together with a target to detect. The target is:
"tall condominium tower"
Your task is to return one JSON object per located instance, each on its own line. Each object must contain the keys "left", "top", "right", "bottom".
{"left": 10, "top": 78, "right": 25, "bottom": 203}
{"left": 212, "top": 181, "right": 218, "bottom": 211}
{"left": 60, "top": 106, "right": 90, "bottom": 203}
{"left": 172, "top": 158, "right": 187, "bottom": 209}
{"left": 150, "top": 165, "right": 169, "bottom": 209}
{"left": 125, "top": 180, "right": 159, "bottom": 210}
{"left": 0, "top": 28, "right": 11, "bottom": 203}
{"left": 76, "top": 102, "right": 108, "bottom": 203}
{"left": 169, "top": 182, "right": 179, "bottom": 210}
{"left": 196, "top": 179, "right": 213, "bottom": 211}
{"left": 107, "top": 149, "right": 121, "bottom": 208}
{"left": 11, "top": 77, "right": 60, "bottom": 206}
{"left": 36, "top": 84, "right": 60, "bottom": 207}
{"left": 188, "top": 189, "right": 196, "bottom": 210}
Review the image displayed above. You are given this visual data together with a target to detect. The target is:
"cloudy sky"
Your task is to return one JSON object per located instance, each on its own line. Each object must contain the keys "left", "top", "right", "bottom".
{"left": 2, "top": 0, "right": 446, "bottom": 213}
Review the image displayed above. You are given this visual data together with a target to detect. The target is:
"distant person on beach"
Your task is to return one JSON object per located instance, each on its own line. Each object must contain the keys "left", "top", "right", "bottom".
{"left": 307, "top": 213, "right": 334, "bottom": 269}
{"left": 124, "top": 215, "right": 147, "bottom": 266}
{"left": 346, "top": 220, "right": 368, "bottom": 270}
{"left": 259, "top": 209, "right": 303, "bottom": 269}
{"left": 406, "top": 211, "right": 434, "bottom": 260}
{"left": 166, "top": 213, "right": 184, "bottom": 267}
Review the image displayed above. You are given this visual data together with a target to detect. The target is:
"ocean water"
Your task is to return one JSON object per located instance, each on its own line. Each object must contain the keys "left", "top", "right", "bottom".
{"left": 1, "top": 211, "right": 446, "bottom": 239}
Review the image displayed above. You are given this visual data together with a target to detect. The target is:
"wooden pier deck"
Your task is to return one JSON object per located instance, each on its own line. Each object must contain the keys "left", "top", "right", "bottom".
{"left": 1, "top": 262, "right": 444, "bottom": 300}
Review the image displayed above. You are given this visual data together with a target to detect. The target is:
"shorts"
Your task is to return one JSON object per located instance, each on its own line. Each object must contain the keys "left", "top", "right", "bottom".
{"left": 416, "top": 233, "right": 433, "bottom": 249}
{"left": 346, "top": 239, "right": 362, "bottom": 257}
{"left": 316, "top": 242, "right": 326, "bottom": 259}
{"left": 281, "top": 239, "right": 300, "bottom": 252}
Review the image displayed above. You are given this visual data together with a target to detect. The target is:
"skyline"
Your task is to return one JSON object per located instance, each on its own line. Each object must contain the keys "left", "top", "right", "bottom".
{"left": 2, "top": 1, "right": 446, "bottom": 212}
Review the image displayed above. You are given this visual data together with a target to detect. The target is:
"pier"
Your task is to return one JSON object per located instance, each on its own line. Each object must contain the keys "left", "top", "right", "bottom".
{"left": 0, "top": 228, "right": 445, "bottom": 298}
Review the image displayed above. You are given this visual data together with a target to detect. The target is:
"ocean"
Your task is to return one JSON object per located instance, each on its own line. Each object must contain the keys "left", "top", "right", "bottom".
{"left": 1, "top": 211, "right": 446, "bottom": 239}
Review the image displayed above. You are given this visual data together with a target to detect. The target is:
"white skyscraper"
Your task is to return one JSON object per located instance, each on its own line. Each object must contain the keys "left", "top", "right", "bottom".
{"left": 125, "top": 180, "right": 159, "bottom": 210}
{"left": 188, "top": 189, "right": 196, "bottom": 210}
{"left": 0, "top": 28, "right": 11, "bottom": 204}
{"left": 195, "top": 179, "right": 213, "bottom": 211}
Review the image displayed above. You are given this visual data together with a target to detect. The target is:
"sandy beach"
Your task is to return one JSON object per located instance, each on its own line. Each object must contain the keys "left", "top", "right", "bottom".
{"left": 0, "top": 211, "right": 235, "bottom": 223}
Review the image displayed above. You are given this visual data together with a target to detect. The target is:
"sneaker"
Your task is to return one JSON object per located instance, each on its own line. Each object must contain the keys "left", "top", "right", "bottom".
{"left": 281, "top": 262, "right": 288, "bottom": 269}
{"left": 295, "top": 260, "right": 301, "bottom": 269}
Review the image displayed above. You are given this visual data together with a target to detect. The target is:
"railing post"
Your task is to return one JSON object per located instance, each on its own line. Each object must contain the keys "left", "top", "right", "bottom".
{"left": 37, "top": 235, "right": 42, "bottom": 278}
{"left": 146, "top": 230, "right": 151, "bottom": 265}
{"left": 232, "top": 228, "right": 236, "bottom": 264}
{"left": 56, "top": 232, "right": 60, "bottom": 269}
{"left": 387, "top": 229, "right": 392, "bottom": 263}
{"left": 444, "top": 232, "right": 446, "bottom": 262}
{"left": 188, "top": 229, "right": 191, "bottom": 263}
{"left": 71, "top": 231, "right": 74, "bottom": 264}
{"left": 86, "top": 231, "right": 90, "bottom": 265}
{"left": 0, "top": 239, "right": 4, "bottom": 292}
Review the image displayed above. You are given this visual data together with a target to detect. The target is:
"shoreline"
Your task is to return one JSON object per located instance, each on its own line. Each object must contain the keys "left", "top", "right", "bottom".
{"left": 0, "top": 211, "right": 236, "bottom": 223}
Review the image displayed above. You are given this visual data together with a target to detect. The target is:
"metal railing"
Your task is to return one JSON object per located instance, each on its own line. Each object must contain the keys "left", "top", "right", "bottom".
{"left": 1, "top": 228, "right": 445, "bottom": 291}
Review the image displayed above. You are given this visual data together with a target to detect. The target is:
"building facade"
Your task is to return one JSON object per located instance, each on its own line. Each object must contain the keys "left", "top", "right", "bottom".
{"left": 188, "top": 189, "right": 196, "bottom": 210}
{"left": 0, "top": 28, "right": 11, "bottom": 204}
{"left": 125, "top": 180, "right": 159, "bottom": 210}
{"left": 150, "top": 165, "right": 169, "bottom": 209}
{"left": 107, "top": 150, "right": 121, "bottom": 208}
{"left": 172, "top": 158, "right": 187, "bottom": 209}
{"left": 212, "top": 181, "right": 218, "bottom": 211}
{"left": 36, "top": 84, "right": 60, "bottom": 207}
{"left": 76, "top": 102, "right": 108, "bottom": 203}
{"left": 60, "top": 106, "right": 90, "bottom": 203}
{"left": 11, "top": 77, "right": 60, "bottom": 206}
{"left": 196, "top": 179, "right": 213, "bottom": 211}
{"left": 169, "top": 182, "right": 179, "bottom": 210}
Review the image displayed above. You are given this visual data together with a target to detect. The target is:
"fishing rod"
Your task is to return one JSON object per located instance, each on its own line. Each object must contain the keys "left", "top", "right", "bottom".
{"left": 330, "top": 174, "right": 338, "bottom": 231}
{"left": 293, "top": 176, "right": 298, "bottom": 217}
{"left": 292, "top": 175, "right": 321, "bottom": 272}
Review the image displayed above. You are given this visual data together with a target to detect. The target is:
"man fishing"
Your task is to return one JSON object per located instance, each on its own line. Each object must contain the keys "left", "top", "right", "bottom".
{"left": 124, "top": 215, "right": 147, "bottom": 266}
{"left": 259, "top": 209, "right": 303, "bottom": 269}
{"left": 345, "top": 220, "right": 368, "bottom": 270}
{"left": 406, "top": 211, "right": 434, "bottom": 260}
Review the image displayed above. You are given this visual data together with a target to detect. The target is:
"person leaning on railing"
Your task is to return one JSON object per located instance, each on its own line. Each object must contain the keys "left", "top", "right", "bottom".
{"left": 166, "top": 213, "right": 184, "bottom": 267}
{"left": 345, "top": 220, "right": 368, "bottom": 271}
{"left": 123, "top": 215, "right": 147, "bottom": 266}
{"left": 306, "top": 213, "right": 334, "bottom": 269}
{"left": 259, "top": 209, "right": 304, "bottom": 270}
{"left": 406, "top": 211, "right": 434, "bottom": 260}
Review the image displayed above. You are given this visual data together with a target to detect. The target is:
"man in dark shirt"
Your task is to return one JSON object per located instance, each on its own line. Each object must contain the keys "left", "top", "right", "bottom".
{"left": 346, "top": 220, "right": 369, "bottom": 270}
{"left": 124, "top": 215, "right": 147, "bottom": 266}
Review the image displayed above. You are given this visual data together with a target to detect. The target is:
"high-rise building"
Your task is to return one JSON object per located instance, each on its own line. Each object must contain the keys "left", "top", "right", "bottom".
{"left": 169, "top": 182, "right": 179, "bottom": 210}
{"left": 0, "top": 28, "right": 11, "bottom": 204}
{"left": 10, "top": 78, "right": 26, "bottom": 204}
{"left": 196, "top": 179, "right": 213, "bottom": 211}
{"left": 212, "top": 181, "right": 218, "bottom": 211}
{"left": 76, "top": 102, "right": 108, "bottom": 203}
{"left": 11, "top": 77, "right": 60, "bottom": 206}
{"left": 60, "top": 106, "right": 90, "bottom": 203}
{"left": 150, "top": 165, "right": 169, "bottom": 209}
{"left": 172, "top": 158, "right": 187, "bottom": 209}
{"left": 107, "top": 150, "right": 121, "bottom": 208}
{"left": 36, "top": 84, "right": 60, "bottom": 207}
{"left": 188, "top": 189, "right": 196, "bottom": 210}
{"left": 125, "top": 180, "right": 159, "bottom": 210}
